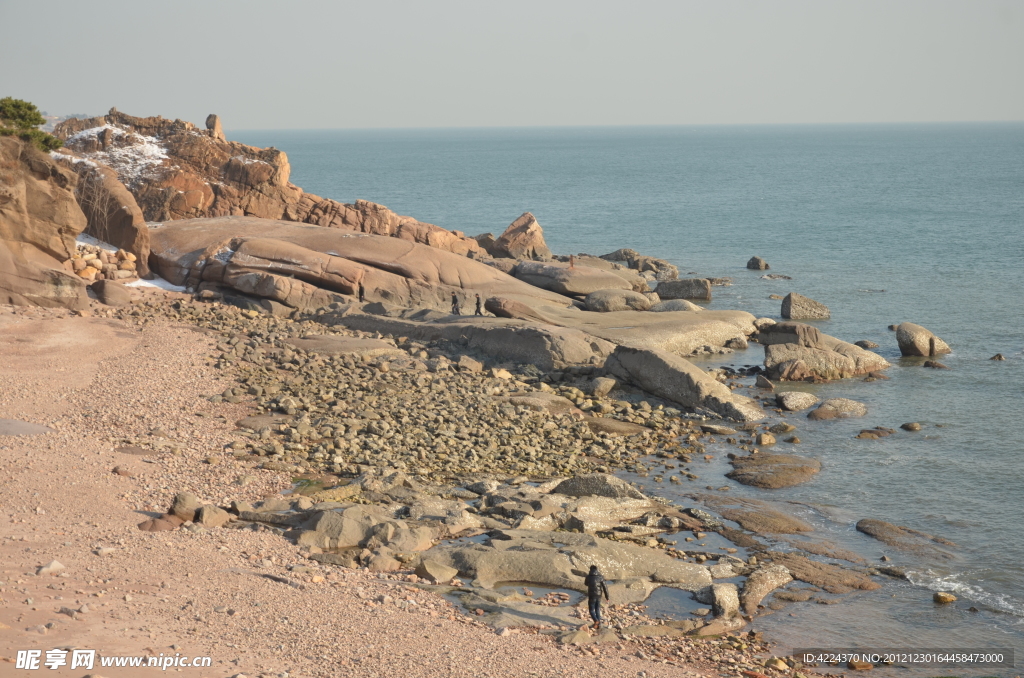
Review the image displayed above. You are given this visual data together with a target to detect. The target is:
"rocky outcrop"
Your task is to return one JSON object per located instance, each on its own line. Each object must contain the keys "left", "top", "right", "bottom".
{"left": 781, "top": 292, "right": 830, "bottom": 319}
{"left": 53, "top": 109, "right": 484, "bottom": 257}
{"left": 584, "top": 289, "right": 651, "bottom": 312}
{"left": 514, "top": 261, "right": 632, "bottom": 296}
{"left": 603, "top": 345, "right": 764, "bottom": 421}
{"left": 895, "top": 322, "right": 951, "bottom": 357}
{"left": 148, "top": 216, "right": 566, "bottom": 312}
{"left": 740, "top": 564, "right": 792, "bottom": 615}
{"left": 600, "top": 248, "right": 678, "bottom": 281}
{"left": 0, "top": 137, "right": 90, "bottom": 309}
{"left": 759, "top": 322, "right": 889, "bottom": 381}
{"left": 51, "top": 152, "right": 150, "bottom": 274}
{"left": 746, "top": 256, "right": 769, "bottom": 270}
{"left": 490, "top": 212, "right": 552, "bottom": 260}
{"left": 656, "top": 278, "right": 712, "bottom": 301}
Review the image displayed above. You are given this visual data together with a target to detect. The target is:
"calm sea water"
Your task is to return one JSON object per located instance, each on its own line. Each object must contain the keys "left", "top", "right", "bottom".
{"left": 234, "top": 125, "right": 1024, "bottom": 672}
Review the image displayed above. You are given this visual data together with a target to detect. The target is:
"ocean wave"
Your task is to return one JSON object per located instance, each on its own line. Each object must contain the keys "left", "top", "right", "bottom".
{"left": 908, "top": 569, "right": 1024, "bottom": 617}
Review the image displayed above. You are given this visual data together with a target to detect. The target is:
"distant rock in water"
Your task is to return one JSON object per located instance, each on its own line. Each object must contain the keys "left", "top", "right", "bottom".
{"left": 895, "top": 322, "right": 951, "bottom": 357}
{"left": 990, "top": 353, "right": 1005, "bottom": 361}
{"left": 759, "top": 322, "right": 889, "bottom": 382}
{"left": 807, "top": 398, "right": 867, "bottom": 420}
{"left": 746, "top": 256, "right": 769, "bottom": 270}
{"left": 781, "top": 292, "right": 830, "bottom": 320}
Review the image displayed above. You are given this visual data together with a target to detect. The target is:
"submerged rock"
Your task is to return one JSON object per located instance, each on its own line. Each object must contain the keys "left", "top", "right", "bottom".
{"left": 725, "top": 454, "right": 821, "bottom": 489}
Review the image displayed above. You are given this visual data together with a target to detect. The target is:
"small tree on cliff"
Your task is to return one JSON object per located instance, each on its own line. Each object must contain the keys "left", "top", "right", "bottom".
{"left": 0, "top": 97, "right": 63, "bottom": 152}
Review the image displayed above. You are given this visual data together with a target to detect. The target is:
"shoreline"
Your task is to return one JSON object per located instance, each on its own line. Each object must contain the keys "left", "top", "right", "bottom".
{"left": 1, "top": 283, "right": 933, "bottom": 678}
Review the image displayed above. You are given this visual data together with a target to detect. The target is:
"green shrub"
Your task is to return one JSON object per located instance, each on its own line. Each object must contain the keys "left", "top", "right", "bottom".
{"left": 0, "top": 97, "right": 63, "bottom": 152}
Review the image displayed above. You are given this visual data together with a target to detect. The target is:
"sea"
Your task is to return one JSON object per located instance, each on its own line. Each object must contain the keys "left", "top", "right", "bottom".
{"left": 233, "top": 124, "right": 1024, "bottom": 675}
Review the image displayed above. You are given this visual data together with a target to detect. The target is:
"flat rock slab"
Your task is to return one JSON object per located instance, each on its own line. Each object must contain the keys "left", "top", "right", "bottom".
{"left": 281, "top": 336, "right": 405, "bottom": 358}
{"left": 718, "top": 508, "right": 813, "bottom": 534}
{"left": 726, "top": 454, "right": 821, "bottom": 489}
{"left": 0, "top": 419, "right": 54, "bottom": 436}
{"left": 236, "top": 414, "right": 292, "bottom": 430}
{"left": 582, "top": 416, "right": 650, "bottom": 437}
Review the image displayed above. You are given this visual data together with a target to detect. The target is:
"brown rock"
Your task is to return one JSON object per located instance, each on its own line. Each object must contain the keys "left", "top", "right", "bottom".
{"left": 656, "top": 278, "right": 712, "bottom": 301}
{"left": 895, "top": 322, "right": 951, "bottom": 357}
{"left": 933, "top": 591, "right": 956, "bottom": 604}
{"left": 54, "top": 110, "right": 484, "bottom": 257}
{"left": 856, "top": 518, "right": 956, "bottom": 556}
{"left": 52, "top": 153, "right": 150, "bottom": 274}
{"left": 90, "top": 279, "right": 132, "bottom": 306}
{"left": 725, "top": 453, "right": 821, "bottom": 489}
{"left": 484, "top": 296, "right": 553, "bottom": 323}
{"left": 740, "top": 564, "right": 792, "bottom": 615}
{"left": 807, "top": 398, "right": 867, "bottom": 420}
{"left": 169, "top": 492, "right": 202, "bottom": 522}
{"left": 781, "top": 292, "right": 830, "bottom": 320}
{"left": 746, "top": 256, "right": 769, "bottom": 270}
{"left": 600, "top": 248, "right": 679, "bottom": 281}
{"left": 900, "top": 422, "right": 922, "bottom": 431}
{"left": 760, "top": 322, "right": 889, "bottom": 381}
{"left": 514, "top": 261, "right": 632, "bottom": 296}
{"left": 719, "top": 507, "right": 812, "bottom": 534}
{"left": 990, "top": 353, "right": 1005, "bottom": 361}
{"left": 924, "top": 360, "right": 949, "bottom": 369}
{"left": 766, "top": 552, "right": 880, "bottom": 593}
{"left": 491, "top": 212, "right": 552, "bottom": 260}
{"left": 0, "top": 137, "right": 90, "bottom": 309}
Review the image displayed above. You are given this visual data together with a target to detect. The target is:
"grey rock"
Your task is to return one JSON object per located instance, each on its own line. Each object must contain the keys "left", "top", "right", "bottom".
{"left": 711, "top": 582, "right": 740, "bottom": 618}
{"left": 776, "top": 391, "right": 819, "bottom": 412}
{"left": 740, "top": 564, "right": 793, "bottom": 615}
{"left": 552, "top": 474, "right": 646, "bottom": 500}
{"left": 656, "top": 278, "right": 712, "bottom": 301}
{"left": 746, "top": 256, "right": 769, "bottom": 270}
{"left": 649, "top": 298, "right": 703, "bottom": 312}
{"left": 781, "top": 292, "right": 830, "bottom": 320}
{"left": 584, "top": 289, "right": 652, "bottom": 312}
{"left": 895, "top": 322, "right": 951, "bottom": 357}
{"left": 808, "top": 398, "right": 867, "bottom": 420}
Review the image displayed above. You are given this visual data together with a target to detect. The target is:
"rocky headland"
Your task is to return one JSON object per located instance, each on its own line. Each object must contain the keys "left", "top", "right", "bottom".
{"left": 0, "top": 109, "right": 960, "bottom": 678}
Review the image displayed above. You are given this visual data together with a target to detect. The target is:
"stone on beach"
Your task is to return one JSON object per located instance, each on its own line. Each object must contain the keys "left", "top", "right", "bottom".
{"left": 551, "top": 473, "right": 647, "bottom": 500}
{"left": 760, "top": 322, "right": 889, "bottom": 381}
{"left": 726, "top": 454, "right": 821, "bottom": 489}
{"left": 775, "top": 391, "right": 820, "bottom": 411}
{"left": 490, "top": 212, "right": 553, "bottom": 261}
{"left": 584, "top": 289, "right": 652, "bottom": 312}
{"left": 650, "top": 299, "right": 704, "bottom": 312}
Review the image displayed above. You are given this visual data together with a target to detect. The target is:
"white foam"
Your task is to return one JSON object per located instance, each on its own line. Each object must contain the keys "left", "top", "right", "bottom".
{"left": 908, "top": 568, "right": 1024, "bottom": 617}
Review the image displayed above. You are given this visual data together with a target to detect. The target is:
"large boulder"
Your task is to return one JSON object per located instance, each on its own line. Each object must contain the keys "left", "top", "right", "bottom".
{"left": 760, "top": 322, "right": 889, "bottom": 381}
{"left": 746, "top": 256, "right": 769, "bottom": 270}
{"left": 51, "top": 151, "right": 150, "bottom": 275}
{"left": 54, "top": 110, "right": 484, "bottom": 257}
{"left": 895, "top": 322, "right": 951, "bottom": 357}
{"left": 484, "top": 296, "right": 553, "bottom": 323}
{"left": 603, "top": 345, "right": 763, "bottom": 421}
{"left": 781, "top": 292, "right": 830, "bottom": 320}
{"left": 775, "top": 391, "right": 820, "bottom": 411}
{"left": 490, "top": 212, "right": 552, "bottom": 260}
{"left": 0, "top": 137, "right": 90, "bottom": 309}
{"left": 584, "top": 289, "right": 652, "bottom": 312}
{"left": 656, "top": 278, "right": 712, "bottom": 301}
{"left": 514, "top": 261, "right": 632, "bottom": 296}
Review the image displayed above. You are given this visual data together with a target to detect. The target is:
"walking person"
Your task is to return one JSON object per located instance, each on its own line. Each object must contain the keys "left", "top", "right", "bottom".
{"left": 451, "top": 292, "right": 461, "bottom": 315}
{"left": 474, "top": 293, "right": 483, "bottom": 316}
{"left": 584, "top": 565, "right": 610, "bottom": 630}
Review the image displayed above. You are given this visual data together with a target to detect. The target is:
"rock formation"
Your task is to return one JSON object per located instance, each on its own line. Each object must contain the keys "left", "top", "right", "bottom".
{"left": 50, "top": 151, "right": 150, "bottom": 274}
{"left": 601, "top": 248, "right": 679, "bottom": 281}
{"left": 148, "top": 217, "right": 567, "bottom": 313}
{"left": 781, "top": 292, "right": 830, "bottom": 320}
{"left": 489, "top": 212, "right": 552, "bottom": 260}
{"left": 759, "top": 322, "right": 889, "bottom": 381}
{"left": 0, "top": 136, "right": 90, "bottom": 308}
{"left": 52, "top": 109, "right": 485, "bottom": 257}
{"left": 584, "top": 289, "right": 652, "bottom": 312}
{"left": 895, "top": 322, "right": 951, "bottom": 357}
{"left": 514, "top": 261, "right": 632, "bottom": 296}
{"left": 746, "top": 256, "right": 769, "bottom": 270}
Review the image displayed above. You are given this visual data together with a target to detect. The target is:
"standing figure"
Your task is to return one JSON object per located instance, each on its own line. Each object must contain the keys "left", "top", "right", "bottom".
{"left": 474, "top": 293, "right": 483, "bottom": 316}
{"left": 569, "top": 254, "right": 576, "bottom": 269}
{"left": 451, "top": 292, "right": 461, "bottom": 315}
{"left": 584, "top": 565, "right": 610, "bottom": 630}
{"left": 357, "top": 281, "right": 365, "bottom": 303}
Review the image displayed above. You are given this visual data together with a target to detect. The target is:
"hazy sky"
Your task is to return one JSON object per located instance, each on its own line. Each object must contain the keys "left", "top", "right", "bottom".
{"left": 3, "top": 0, "right": 1022, "bottom": 129}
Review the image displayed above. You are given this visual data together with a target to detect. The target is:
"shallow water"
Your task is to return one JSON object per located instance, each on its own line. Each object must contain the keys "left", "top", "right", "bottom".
{"left": 235, "top": 124, "right": 1024, "bottom": 670}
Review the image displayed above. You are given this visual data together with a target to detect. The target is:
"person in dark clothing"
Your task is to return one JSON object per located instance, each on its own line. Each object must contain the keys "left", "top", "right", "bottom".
{"left": 583, "top": 565, "right": 610, "bottom": 629}
{"left": 357, "top": 281, "right": 365, "bottom": 303}
{"left": 451, "top": 292, "right": 461, "bottom": 315}
{"left": 474, "top": 293, "right": 483, "bottom": 316}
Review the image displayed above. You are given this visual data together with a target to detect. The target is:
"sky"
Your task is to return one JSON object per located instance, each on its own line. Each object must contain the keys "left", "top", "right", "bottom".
{"left": 2, "top": 0, "right": 1022, "bottom": 130}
